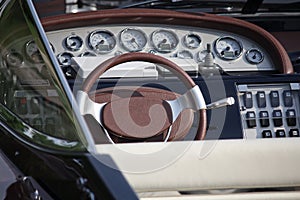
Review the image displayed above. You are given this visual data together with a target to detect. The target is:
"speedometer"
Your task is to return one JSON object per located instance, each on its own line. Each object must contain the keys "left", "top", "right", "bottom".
{"left": 151, "top": 29, "right": 179, "bottom": 53}
{"left": 88, "top": 30, "right": 116, "bottom": 54}
{"left": 214, "top": 36, "right": 243, "bottom": 60}
{"left": 120, "top": 28, "right": 147, "bottom": 52}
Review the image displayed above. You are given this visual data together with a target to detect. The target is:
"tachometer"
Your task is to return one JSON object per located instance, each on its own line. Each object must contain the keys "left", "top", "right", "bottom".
{"left": 120, "top": 28, "right": 147, "bottom": 52}
{"left": 151, "top": 29, "right": 178, "bottom": 53}
{"left": 214, "top": 36, "right": 243, "bottom": 60}
{"left": 88, "top": 30, "right": 116, "bottom": 54}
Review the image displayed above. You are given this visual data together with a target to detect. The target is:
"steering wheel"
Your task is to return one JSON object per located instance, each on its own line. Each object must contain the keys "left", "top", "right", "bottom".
{"left": 77, "top": 52, "right": 207, "bottom": 143}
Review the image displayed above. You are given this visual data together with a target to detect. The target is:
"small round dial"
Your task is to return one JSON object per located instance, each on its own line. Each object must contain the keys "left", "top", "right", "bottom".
{"left": 88, "top": 30, "right": 116, "bottom": 54}
{"left": 57, "top": 52, "right": 74, "bottom": 66}
{"left": 151, "top": 29, "right": 179, "bottom": 53}
{"left": 6, "top": 52, "right": 23, "bottom": 67}
{"left": 120, "top": 28, "right": 147, "bottom": 52}
{"left": 184, "top": 33, "right": 201, "bottom": 49}
{"left": 214, "top": 36, "right": 243, "bottom": 60}
{"left": 65, "top": 35, "right": 83, "bottom": 51}
{"left": 25, "top": 40, "right": 43, "bottom": 63}
{"left": 246, "top": 48, "right": 264, "bottom": 64}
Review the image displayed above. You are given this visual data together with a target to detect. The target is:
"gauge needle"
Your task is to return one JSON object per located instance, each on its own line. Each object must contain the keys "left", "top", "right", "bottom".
{"left": 252, "top": 53, "right": 257, "bottom": 59}
{"left": 158, "top": 39, "right": 168, "bottom": 48}
{"left": 96, "top": 40, "right": 105, "bottom": 48}
{"left": 130, "top": 38, "right": 139, "bottom": 48}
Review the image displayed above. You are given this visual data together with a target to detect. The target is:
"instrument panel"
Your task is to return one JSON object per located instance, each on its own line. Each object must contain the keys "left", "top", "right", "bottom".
{"left": 45, "top": 25, "right": 274, "bottom": 73}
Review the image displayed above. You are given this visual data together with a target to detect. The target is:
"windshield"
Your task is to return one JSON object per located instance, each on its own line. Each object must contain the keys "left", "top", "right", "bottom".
{"left": 0, "top": 0, "right": 90, "bottom": 151}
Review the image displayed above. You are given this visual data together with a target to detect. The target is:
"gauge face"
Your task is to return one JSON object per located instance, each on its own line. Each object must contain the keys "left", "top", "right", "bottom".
{"left": 214, "top": 36, "right": 243, "bottom": 60}
{"left": 6, "top": 52, "right": 23, "bottom": 67}
{"left": 246, "top": 48, "right": 264, "bottom": 64}
{"left": 151, "top": 29, "right": 179, "bottom": 53}
{"left": 57, "top": 52, "right": 74, "bottom": 66}
{"left": 88, "top": 30, "right": 116, "bottom": 54}
{"left": 25, "top": 40, "right": 43, "bottom": 63}
{"left": 120, "top": 28, "right": 147, "bottom": 52}
{"left": 184, "top": 33, "right": 201, "bottom": 49}
{"left": 65, "top": 35, "right": 83, "bottom": 51}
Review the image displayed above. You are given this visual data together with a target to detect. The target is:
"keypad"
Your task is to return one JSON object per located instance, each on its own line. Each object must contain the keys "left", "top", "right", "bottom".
{"left": 238, "top": 84, "right": 300, "bottom": 139}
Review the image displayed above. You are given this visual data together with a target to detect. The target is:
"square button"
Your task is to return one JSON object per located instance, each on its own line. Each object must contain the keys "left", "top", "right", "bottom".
{"left": 262, "top": 130, "right": 272, "bottom": 138}
{"left": 259, "top": 111, "right": 269, "bottom": 127}
{"left": 283, "top": 90, "right": 293, "bottom": 107}
{"left": 276, "top": 130, "right": 286, "bottom": 138}
{"left": 270, "top": 91, "right": 280, "bottom": 107}
{"left": 289, "top": 129, "right": 300, "bottom": 137}
{"left": 256, "top": 91, "right": 266, "bottom": 108}
{"left": 286, "top": 109, "right": 297, "bottom": 126}
{"left": 272, "top": 110, "right": 283, "bottom": 127}
{"left": 246, "top": 111, "right": 256, "bottom": 128}
{"left": 243, "top": 92, "right": 253, "bottom": 108}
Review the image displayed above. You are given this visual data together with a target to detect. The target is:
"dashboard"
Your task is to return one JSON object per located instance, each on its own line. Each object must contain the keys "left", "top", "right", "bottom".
{"left": 46, "top": 24, "right": 274, "bottom": 75}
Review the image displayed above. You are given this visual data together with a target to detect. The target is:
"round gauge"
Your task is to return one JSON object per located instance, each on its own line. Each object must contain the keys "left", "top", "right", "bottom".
{"left": 6, "top": 52, "right": 23, "bottom": 67}
{"left": 184, "top": 33, "right": 201, "bottom": 49}
{"left": 57, "top": 52, "right": 74, "bottom": 66}
{"left": 65, "top": 35, "right": 83, "bottom": 51}
{"left": 80, "top": 51, "right": 97, "bottom": 57}
{"left": 246, "top": 48, "right": 264, "bottom": 64}
{"left": 88, "top": 30, "right": 116, "bottom": 54}
{"left": 177, "top": 50, "right": 193, "bottom": 59}
{"left": 25, "top": 40, "right": 43, "bottom": 63}
{"left": 120, "top": 28, "right": 147, "bottom": 52}
{"left": 197, "top": 50, "right": 215, "bottom": 62}
{"left": 214, "top": 36, "right": 243, "bottom": 60}
{"left": 151, "top": 29, "right": 179, "bottom": 53}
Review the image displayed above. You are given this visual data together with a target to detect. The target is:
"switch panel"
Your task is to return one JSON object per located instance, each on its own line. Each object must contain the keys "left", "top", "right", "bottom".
{"left": 237, "top": 83, "right": 300, "bottom": 139}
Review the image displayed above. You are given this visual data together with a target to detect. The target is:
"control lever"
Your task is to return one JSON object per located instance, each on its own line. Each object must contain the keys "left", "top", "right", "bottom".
{"left": 206, "top": 97, "right": 235, "bottom": 109}
{"left": 199, "top": 43, "right": 225, "bottom": 75}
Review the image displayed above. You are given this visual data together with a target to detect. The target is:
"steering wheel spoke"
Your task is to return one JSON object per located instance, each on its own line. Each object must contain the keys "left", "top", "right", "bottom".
{"left": 77, "top": 90, "right": 107, "bottom": 124}
{"left": 166, "top": 85, "right": 206, "bottom": 123}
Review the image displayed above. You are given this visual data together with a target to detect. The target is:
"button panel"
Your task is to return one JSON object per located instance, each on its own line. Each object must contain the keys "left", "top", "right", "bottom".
{"left": 237, "top": 83, "right": 300, "bottom": 139}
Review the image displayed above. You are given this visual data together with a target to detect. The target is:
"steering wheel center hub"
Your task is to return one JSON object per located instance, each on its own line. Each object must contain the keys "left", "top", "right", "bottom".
{"left": 102, "top": 96, "right": 172, "bottom": 139}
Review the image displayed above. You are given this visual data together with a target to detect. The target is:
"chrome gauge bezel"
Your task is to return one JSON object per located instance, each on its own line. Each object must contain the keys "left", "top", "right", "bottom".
{"left": 183, "top": 33, "right": 201, "bottom": 49}
{"left": 119, "top": 28, "right": 147, "bottom": 52}
{"left": 151, "top": 29, "right": 179, "bottom": 53}
{"left": 57, "top": 52, "right": 74, "bottom": 66}
{"left": 214, "top": 36, "right": 243, "bottom": 61}
{"left": 245, "top": 48, "right": 264, "bottom": 64}
{"left": 88, "top": 30, "right": 116, "bottom": 54}
{"left": 64, "top": 35, "right": 83, "bottom": 51}
{"left": 25, "top": 40, "right": 44, "bottom": 63}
